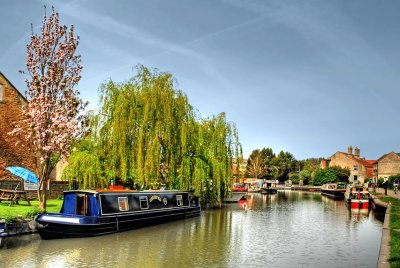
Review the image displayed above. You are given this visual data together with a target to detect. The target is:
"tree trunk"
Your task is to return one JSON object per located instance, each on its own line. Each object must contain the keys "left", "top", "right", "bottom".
{"left": 37, "top": 179, "right": 48, "bottom": 211}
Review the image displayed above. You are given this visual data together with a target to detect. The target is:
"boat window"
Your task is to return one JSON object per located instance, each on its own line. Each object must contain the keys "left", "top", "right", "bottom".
{"left": 140, "top": 196, "right": 149, "bottom": 209}
{"left": 118, "top": 197, "right": 129, "bottom": 211}
{"left": 76, "top": 194, "right": 89, "bottom": 215}
{"left": 176, "top": 195, "right": 183, "bottom": 206}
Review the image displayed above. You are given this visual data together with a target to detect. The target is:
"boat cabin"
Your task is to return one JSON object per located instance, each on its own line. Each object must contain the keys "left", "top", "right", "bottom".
{"left": 60, "top": 190, "right": 193, "bottom": 216}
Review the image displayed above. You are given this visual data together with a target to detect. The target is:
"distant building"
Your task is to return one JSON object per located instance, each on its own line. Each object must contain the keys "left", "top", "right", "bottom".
{"left": 325, "top": 146, "right": 375, "bottom": 184}
{"left": 0, "top": 72, "right": 35, "bottom": 180}
{"left": 0, "top": 72, "right": 65, "bottom": 181}
{"left": 374, "top": 152, "right": 400, "bottom": 181}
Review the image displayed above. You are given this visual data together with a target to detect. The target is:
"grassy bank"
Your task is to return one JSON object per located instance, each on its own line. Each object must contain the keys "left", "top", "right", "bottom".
{"left": 0, "top": 199, "right": 63, "bottom": 223}
{"left": 381, "top": 196, "right": 400, "bottom": 268}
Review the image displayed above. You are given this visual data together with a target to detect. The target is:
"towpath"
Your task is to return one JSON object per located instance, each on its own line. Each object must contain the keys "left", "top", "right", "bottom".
{"left": 372, "top": 187, "right": 399, "bottom": 268}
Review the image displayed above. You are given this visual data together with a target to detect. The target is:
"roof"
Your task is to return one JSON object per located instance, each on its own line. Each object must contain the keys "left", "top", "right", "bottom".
{"left": 376, "top": 151, "right": 400, "bottom": 162}
{"left": 0, "top": 71, "right": 27, "bottom": 102}
{"left": 353, "top": 157, "right": 375, "bottom": 168}
{"left": 330, "top": 151, "right": 375, "bottom": 168}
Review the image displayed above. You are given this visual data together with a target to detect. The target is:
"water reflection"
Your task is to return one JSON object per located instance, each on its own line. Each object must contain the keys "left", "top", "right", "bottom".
{"left": 0, "top": 191, "right": 382, "bottom": 268}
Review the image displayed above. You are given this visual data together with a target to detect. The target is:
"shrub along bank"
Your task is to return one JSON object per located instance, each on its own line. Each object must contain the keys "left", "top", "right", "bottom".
{"left": 381, "top": 196, "right": 400, "bottom": 267}
{"left": 0, "top": 199, "right": 63, "bottom": 223}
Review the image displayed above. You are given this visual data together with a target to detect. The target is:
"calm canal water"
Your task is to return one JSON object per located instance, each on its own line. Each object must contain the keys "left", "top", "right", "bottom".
{"left": 0, "top": 191, "right": 382, "bottom": 268}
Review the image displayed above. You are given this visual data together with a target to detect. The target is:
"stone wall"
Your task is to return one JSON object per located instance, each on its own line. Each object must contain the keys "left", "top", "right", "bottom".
{"left": 377, "top": 152, "right": 400, "bottom": 178}
{"left": 0, "top": 73, "right": 35, "bottom": 180}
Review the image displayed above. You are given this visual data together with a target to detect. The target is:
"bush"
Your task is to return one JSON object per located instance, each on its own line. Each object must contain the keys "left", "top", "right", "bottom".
{"left": 289, "top": 173, "right": 300, "bottom": 184}
{"left": 24, "top": 206, "right": 43, "bottom": 219}
{"left": 329, "top": 165, "right": 350, "bottom": 182}
{"left": 300, "top": 170, "right": 311, "bottom": 185}
{"left": 313, "top": 169, "right": 337, "bottom": 186}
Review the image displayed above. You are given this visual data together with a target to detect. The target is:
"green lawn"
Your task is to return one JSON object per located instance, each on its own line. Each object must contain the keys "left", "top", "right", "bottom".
{"left": 381, "top": 197, "right": 400, "bottom": 268}
{"left": 0, "top": 199, "right": 63, "bottom": 222}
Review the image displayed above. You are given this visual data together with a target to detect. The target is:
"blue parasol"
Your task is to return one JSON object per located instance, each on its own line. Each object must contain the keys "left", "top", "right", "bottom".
{"left": 5, "top": 166, "right": 39, "bottom": 184}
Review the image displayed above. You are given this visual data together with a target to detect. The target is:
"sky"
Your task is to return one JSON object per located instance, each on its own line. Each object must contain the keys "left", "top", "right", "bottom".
{"left": 1, "top": 0, "right": 400, "bottom": 160}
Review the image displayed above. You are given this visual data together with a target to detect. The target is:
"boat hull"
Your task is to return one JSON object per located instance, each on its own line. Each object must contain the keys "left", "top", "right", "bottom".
{"left": 261, "top": 188, "right": 277, "bottom": 194}
{"left": 348, "top": 200, "right": 369, "bottom": 209}
{"left": 321, "top": 189, "right": 346, "bottom": 200}
{"left": 36, "top": 206, "right": 201, "bottom": 240}
{"left": 344, "top": 185, "right": 370, "bottom": 210}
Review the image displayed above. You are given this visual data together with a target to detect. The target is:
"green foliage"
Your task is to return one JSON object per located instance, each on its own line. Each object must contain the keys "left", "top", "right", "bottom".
{"left": 0, "top": 199, "right": 62, "bottom": 221}
{"left": 24, "top": 206, "right": 43, "bottom": 219}
{"left": 329, "top": 165, "right": 350, "bottom": 182}
{"left": 245, "top": 148, "right": 297, "bottom": 182}
{"left": 273, "top": 151, "right": 297, "bottom": 182}
{"left": 62, "top": 65, "right": 241, "bottom": 207}
{"left": 298, "top": 158, "right": 322, "bottom": 176}
{"left": 62, "top": 136, "right": 106, "bottom": 189}
{"left": 313, "top": 166, "right": 350, "bottom": 186}
{"left": 300, "top": 170, "right": 311, "bottom": 185}
{"left": 289, "top": 173, "right": 300, "bottom": 184}
{"left": 246, "top": 149, "right": 262, "bottom": 179}
{"left": 379, "top": 197, "right": 400, "bottom": 266}
{"left": 313, "top": 169, "right": 337, "bottom": 186}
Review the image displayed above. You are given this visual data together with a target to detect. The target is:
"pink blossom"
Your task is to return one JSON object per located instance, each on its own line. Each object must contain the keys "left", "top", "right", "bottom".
{"left": 9, "top": 7, "right": 88, "bottom": 209}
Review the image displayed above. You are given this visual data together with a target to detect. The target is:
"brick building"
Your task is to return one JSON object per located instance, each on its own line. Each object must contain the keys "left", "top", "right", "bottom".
{"left": 326, "top": 146, "right": 375, "bottom": 184}
{"left": 374, "top": 152, "right": 400, "bottom": 180}
{"left": 0, "top": 72, "right": 35, "bottom": 180}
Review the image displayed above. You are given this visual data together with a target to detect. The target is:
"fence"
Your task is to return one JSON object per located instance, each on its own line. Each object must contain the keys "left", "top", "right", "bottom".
{"left": 0, "top": 180, "right": 69, "bottom": 199}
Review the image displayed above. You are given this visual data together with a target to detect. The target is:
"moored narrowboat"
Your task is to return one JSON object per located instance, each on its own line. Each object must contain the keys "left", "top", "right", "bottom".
{"left": 261, "top": 181, "right": 277, "bottom": 195}
{"left": 35, "top": 189, "right": 201, "bottom": 240}
{"left": 321, "top": 183, "right": 347, "bottom": 199}
{"left": 344, "top": 185, "right": 369, "bottom": 209}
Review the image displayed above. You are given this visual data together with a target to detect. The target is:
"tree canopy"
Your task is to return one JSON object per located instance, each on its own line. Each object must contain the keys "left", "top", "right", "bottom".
{"left": 10, "top": 7, "right": 87, "bottom": 209}
{"left": 64, "top": 65, "right": 241, "bottom": 207}
{"left": 245, "top": 147, "right": 297, "bottom": 182}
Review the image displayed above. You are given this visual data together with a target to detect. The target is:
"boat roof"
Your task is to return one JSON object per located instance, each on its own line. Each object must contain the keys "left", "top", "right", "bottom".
{"left": 63, "top": 189, "right": 189, "bottom": 194}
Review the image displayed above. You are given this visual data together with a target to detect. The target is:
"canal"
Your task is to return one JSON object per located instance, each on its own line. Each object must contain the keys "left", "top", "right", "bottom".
{"left": 0, "top": 191, "right": 382, "bottom": 268}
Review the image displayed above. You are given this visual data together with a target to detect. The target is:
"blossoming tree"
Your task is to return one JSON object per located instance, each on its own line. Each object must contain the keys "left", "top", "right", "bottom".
{"left": 10, "top": 7, "right": 87, "bottom": 209}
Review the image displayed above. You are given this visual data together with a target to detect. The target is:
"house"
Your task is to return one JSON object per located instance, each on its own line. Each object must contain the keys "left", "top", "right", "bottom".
{"left": 0, "top": 71, "right": 35, "bottom": 181}
{"left": 326, "top": 146, "right": 375, "bottom": 184}
{"left": 374, "top": 152, "right": 400, "bottom": 181}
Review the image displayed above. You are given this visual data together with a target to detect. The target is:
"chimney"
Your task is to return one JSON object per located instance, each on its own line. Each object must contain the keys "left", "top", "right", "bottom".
{"left": 354, "top": 146, "right": 360, "bottom": 157}
{"left": 347, "top": 145, "right": 353, "bottom": 155}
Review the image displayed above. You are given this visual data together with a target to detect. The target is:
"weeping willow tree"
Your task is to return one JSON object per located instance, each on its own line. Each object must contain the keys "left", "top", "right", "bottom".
{"left": 63, "top": 65, "right": 241, "bottom": 206}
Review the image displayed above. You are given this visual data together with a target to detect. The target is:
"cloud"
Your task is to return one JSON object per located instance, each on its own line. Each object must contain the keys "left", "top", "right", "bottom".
{"left": 58, "top": 2, "right": 243, "bottom": 93}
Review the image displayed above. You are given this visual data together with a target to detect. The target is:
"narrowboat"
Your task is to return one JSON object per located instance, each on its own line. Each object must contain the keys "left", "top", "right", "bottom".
{"left": 344, "top": 185, "right": 370, "bottom": 209}
{"left": 232, "top": 183, "right": 247, "bottom": 192}
{"left": 261, "top": 182, "right": 277, "bottom": 194}
{"left": 35, "top": 189, "right": 201, "bottom": 240}
{"left": 321, "top": 183, "right": 347, "bottom": 199}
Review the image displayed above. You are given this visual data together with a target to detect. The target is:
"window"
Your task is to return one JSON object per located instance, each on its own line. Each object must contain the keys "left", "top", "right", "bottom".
{"left": 354, "top": 165, "right": 358, "bottom": 171}
{"left": 176, "top": 195, "right": 183, "bottom": 207}
{"left": 0, "top": 84, "right": 3, "bottom": 101}
{"left": 354, "top": 175, "right": 358, "bottom": 182}
{"left": 118, "top": 197, "right": 129, "bottom": 211}
{"left": 76, "top": 194, "right": 89, "bottom": 215}
{"left": 139, "top": 196, "right": 149, "bottom": 209}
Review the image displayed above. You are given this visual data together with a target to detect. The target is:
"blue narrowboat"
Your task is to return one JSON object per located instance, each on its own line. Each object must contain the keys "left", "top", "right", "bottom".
{"left": 35, "top": 189, "right": 201, "bottom": 240}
